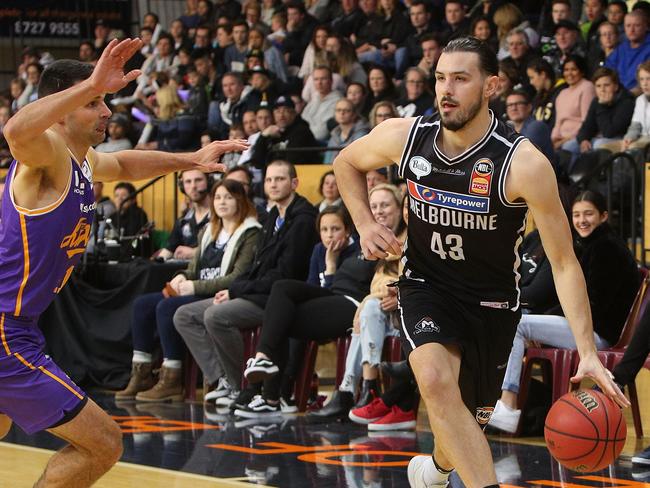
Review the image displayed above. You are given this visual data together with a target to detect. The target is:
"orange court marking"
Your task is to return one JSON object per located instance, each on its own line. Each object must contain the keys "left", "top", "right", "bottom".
{"left": 298, "top": 449, "right": 424, "bottom": 467}
{"left": 528, "top": 479, "right": 650, "bottom": 488}
{"left": 207, "top": 441, "right": 353, "bottom": 455}
{"left": 111, "top": 415, "right": 221, "bottom": 433}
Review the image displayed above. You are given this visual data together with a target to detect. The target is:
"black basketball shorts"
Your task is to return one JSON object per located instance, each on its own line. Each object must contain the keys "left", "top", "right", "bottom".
{"left": 396, "top": 278, "right": 520, "bottom": 425}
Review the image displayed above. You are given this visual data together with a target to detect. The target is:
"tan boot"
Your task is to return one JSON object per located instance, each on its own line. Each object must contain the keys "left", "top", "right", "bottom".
{"left": 115, "top": 362, "right": 155, "bottom": 400}
{"left": 135, "top": 366, "right": 184, "bottom": 402}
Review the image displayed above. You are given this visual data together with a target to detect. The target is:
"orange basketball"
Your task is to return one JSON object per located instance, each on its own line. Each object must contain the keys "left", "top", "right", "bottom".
{"left": 544, "top": 389, "right": 626, "bottom": 472}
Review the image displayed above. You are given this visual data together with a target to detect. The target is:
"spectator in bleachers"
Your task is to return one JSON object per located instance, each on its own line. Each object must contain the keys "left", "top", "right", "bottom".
{"left": 224, "top": 21, "right": 250, "bottom": 73}
{"left": 15, "top": 63, "right": 42, "bottom": 110}
{"left": 395, "top": 67, "right": 434, "bottom": 118}
{"left": 93, "top": 19, "right": 111, "bottom": 55}
{"left": 247, "top": 65, "right": 282, "bottom": 110}
{"left": 316, "top": 170, "right": 342, "bottom": 211}
{"left": 267, "top": 11, "right": 288, "bottom": 48}
{"left": 494, "top": 3, "right": 540, "bottom": 61}
{"left": 527, "top": 57, "right": 564, "bottom": 129}
{"left": 139, "top": 27, "right": 156, "bottom": 57}
{"left": 284, "top": 2, "right": 320, "bottom": 68}
{"left": 249, "top": 96, "right": 319, "bottom": 165}
{"left": 193, "top": 24, "right": 215, "bottom": 53}
{"left": 78, "top": 41, "right": 96, "bottom": 63}
{"left": 490, "top": 60, "right": 519, "bottom": 121}
{"left": 170, "top": 19, "right": 192, "bottom": 54}
{"left": 551, "top": 56, "right": 595, "bottom": 153}
{"left": 245, "top": 1, "right": 271, "bottom": 35}
{"left": 544, "top": 20, "right": 587, "bottom": 79}
{"left": 185, "top": 67, "right": 210, "bottom": 122}
{"left": 582, "top": 0, "right": 607, "bottom": 56}
{"left": 470, "top": 16, "right": 498, "bottom": 54}
{"left": 440, "top": 0, "right": 470, "bottom": 43}
{"left": 607, "top": 0, "right": 627, "bottom": 36}
{"left": 208, "top": 72, "right": 253, "bottom": 140}
{"left": 95, "top": 114, "right": 133, "bottom": 153}
{"left": 539, "top": 0, "right": 572, "bottom": 56}
{"left": 489, "top": 190, "right": 640, "bottom": 433}
{"left": 327, "top": 34, "right": 367, "bottom": 85}
{"left": 308, "top": 186, "right": 406, "bottom": 419}
{"left": 248, "top": 28, "right": 289, "bottom": 82}
{"left": 261, "top": 0, "right": 279, "bottom": 25}
{"left": 143, "top": 12, "right": 163, "bottom": 47}
{"left": 238, "top": 106, "right": 273, "bottom": 165}
{"left": 623, "top": 60, "right": 650, "bottom": 151}
{"left": 590, "top": 21, "right": 620, "bottom": 74}
{"left": 575, "top": 67, "right": 634, "bottom": 154}
{"left": 330, "top": 0, "right": 365, "bottom": 39}
{"left": 302, "top": 66, "right": 343, "bottom": 142}
{"left": 366, "top": 66, "right": 398, "bottom": 112}
{"left": 215, "top": 0, "right": 244, "bottom": 22}
{"left": 404, "top": 1, "right": 436, "bottom": 69}
{"left": 139, "top": 34, "right": 180, "bottom": 88}
{"left": 116, "top": 179, "right": 261, "bottom": 402}
{"left": 158, "top": 170, "right": 213, "bottom": 261}
{"left": 324, "top": 98, "right": 370, "bottom": 163}
{"left": 500, "top": 29, "right": 535, "bottom": 88}
{"left": 242, "top": 110, "right": 259, "bottom": 138}
{"left": 9, "top": 78, "right": 25, "bottom": 114}
{"left": 346, "top": 82, "right": 369, "bottom": 117}
{"left": 299, "top": 25, "right": 330, "bottom": 80}
{"left": 181, "top": 0, "right": 202, "bottom": 32}
{"left": 174, "top": 160, "right": 318, "bottom": 408}
{"left": 369, "top": 100, "right": 397, "bottom": 129}
{"left": 417, "top": 33, "right": 443, "bottom": 90}
{"left": 506, "top": 89, "right": 554, "bottom": 164}
{"left": 366, "top": 167, "right": 388, "bottom": 189}
{"left": 356, "top": 0, "right": 412, "bottom": 79}
{"left": 605, "top": 10, "right": 650, "bottom": 96}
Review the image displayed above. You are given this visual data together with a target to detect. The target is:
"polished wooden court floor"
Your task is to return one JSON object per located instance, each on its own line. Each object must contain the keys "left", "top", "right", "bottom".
{"left": 1, "top": 389, "right": 649, "bottom": 487}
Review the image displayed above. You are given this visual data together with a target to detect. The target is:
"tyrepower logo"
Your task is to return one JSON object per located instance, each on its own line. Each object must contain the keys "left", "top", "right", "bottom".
{"left": 407, "top": 180, "right": 490, "bottom": 213}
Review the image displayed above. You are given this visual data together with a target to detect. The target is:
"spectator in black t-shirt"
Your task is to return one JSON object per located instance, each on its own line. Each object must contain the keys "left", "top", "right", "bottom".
{"left": 158, "top": 170, "right": 213, "bottom": 261}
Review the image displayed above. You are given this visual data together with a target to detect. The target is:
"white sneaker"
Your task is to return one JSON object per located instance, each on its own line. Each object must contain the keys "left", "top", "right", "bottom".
{"left": 487, "top": 400, "right": 521, "bottom": 434}
{"left": 205, "top": 377, "right": 232, "bottom": 402}
{"left": 407, "top": 456, "right": 450, "bottom": 487}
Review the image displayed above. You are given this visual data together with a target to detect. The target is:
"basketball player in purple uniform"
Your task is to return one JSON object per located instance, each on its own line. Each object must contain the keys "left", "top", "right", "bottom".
{"left": 334, "top": 38, "right": 629, "bottom": 488}
{"left": 0, "top": 38, "right": 246, "bottom": 487}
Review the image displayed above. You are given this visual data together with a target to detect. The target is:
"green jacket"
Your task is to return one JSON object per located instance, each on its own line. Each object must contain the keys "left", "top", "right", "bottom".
{"left": 176, "top": 216, "right": 261, "bottom": 296}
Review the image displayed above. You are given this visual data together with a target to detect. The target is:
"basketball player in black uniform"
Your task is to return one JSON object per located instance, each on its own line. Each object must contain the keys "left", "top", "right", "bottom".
{"left": 333, "top": 37, "right": 629, "bottom": 488}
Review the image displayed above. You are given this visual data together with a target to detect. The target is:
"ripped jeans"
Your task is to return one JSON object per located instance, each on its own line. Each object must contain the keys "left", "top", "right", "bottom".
{"left": 339, "top": 297, "right": 400, "bottom": 393}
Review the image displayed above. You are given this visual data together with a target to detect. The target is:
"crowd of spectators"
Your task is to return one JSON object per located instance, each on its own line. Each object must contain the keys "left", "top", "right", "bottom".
{"left": 2, "top": 0, "right": 650, "bottom": 453}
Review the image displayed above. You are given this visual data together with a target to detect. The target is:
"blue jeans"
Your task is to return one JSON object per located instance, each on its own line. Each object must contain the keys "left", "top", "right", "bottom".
{"left": 501, "top": 314, "right": 610, "bottom": 394}
{"left": 357, "top": 47, "right": 409, "bottom": 79}
{"left": 131, "top": 292, "right": 204, "bottom": 360}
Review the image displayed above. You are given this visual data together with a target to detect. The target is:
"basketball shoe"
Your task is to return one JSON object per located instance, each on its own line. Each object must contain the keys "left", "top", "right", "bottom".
{"left": 407, "top": 456, "right": 451, "bottom": 487}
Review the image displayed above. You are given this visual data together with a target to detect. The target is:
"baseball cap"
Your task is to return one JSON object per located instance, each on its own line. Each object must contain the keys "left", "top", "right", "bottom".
{"left": 554, "top": 19, "right": 580, "bottom": 33}
{"left": 273, "top": 96, "right": 295, "bottom": 110}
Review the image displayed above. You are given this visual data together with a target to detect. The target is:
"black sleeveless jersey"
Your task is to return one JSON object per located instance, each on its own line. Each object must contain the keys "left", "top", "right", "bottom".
{"left": 398, "top": 111, "right": 529, "bottom": 311}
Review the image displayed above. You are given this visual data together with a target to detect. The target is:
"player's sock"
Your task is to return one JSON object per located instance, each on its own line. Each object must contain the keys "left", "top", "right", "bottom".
{"left": 432, "top": 456, "right": 454, "bottom": 474}
{"left": 162, "top": 359, "right": 182, "bottom": 369}
{"left": 133, "top": 351, "right": 152, "bottom": 363}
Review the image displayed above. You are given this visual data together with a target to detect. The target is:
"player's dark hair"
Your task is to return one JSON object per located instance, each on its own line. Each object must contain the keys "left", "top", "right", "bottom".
{"left": 441, "top": 37, "right": 498, "bottom": 77}
{"left": 38, "top": 60, "right": 94, "bottom": 99}
{"left": 574, "top": 190, "right": 608, "bottom": 215}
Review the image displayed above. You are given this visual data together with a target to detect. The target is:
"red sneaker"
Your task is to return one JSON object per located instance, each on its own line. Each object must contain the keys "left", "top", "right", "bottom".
{"left": 349, "top": 397, "right": 390, "bottom": 424}
{"left": 368, "top": 405, "right": 416, "bottom": 431}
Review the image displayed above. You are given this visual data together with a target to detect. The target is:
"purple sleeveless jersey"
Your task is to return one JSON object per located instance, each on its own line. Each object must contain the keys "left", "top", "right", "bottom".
{"left": 0, "top": 157, "right": 96, "bottom": 317}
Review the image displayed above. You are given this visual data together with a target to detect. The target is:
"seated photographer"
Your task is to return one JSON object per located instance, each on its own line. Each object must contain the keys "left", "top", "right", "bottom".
{"left": 157, "top": 170, "right": 213, "bottom": 261}
{"left": 115, "top": 179, "right": 261, "bottom": 402}
{"left": 107, "top": 182, "right": 151, "bottom": 258}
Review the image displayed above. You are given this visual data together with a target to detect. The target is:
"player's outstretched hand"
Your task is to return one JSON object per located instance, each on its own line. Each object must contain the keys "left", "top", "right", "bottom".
{"left": 193, "top": 139, "right": 249, "bottom": 173}
{"left": 571, "top": 353, "right": 630, "bottom": 408}
{"left": 89, "top": 38, "right": 143, "bottom": 94}
{"left": 358, "top": 221, "right": 402, "bottom": 260}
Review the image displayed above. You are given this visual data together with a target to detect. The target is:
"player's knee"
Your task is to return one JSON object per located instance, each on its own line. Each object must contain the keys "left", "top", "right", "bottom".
{"left": 94, "top": 421, "right": 123, "bottom": 470}
{"left": 416, "top": 368, "right": 457, "bottom": 403}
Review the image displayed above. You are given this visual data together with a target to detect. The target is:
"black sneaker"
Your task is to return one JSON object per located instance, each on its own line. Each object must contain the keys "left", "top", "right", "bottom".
{"left": 234, "top": 395, "right": 282, "bottom": 418}
{"left": 244, "top": 357, "right": 280, "bottom": 383}
{"left": 230, "top": 386, "right": 258, "bottom": 411}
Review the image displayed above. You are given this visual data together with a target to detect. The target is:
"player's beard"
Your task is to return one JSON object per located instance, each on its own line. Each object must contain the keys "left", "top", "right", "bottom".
{"left": 439, "top": 93, "right": 483, "bottom": 132}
